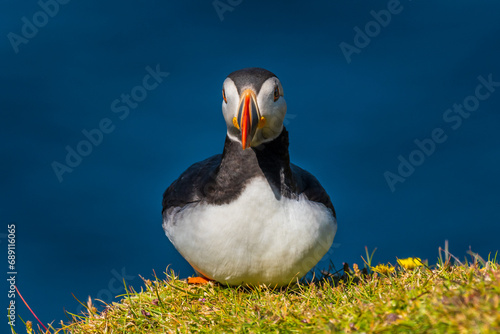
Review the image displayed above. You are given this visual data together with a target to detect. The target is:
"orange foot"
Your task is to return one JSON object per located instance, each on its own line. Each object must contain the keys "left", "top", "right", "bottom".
{"left": 187, "top": 276, "right": 213, "bottom": 284}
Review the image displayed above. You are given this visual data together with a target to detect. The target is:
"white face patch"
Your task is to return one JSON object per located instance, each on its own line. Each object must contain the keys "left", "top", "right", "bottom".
{"left": 253, "top": 78, "right": 286, "bottom": 146}
{"left": 163, "top": 177, "right": 337, "bottom": 286}
{"left": 221, "top": 78, "right": 241, "bottom": 143}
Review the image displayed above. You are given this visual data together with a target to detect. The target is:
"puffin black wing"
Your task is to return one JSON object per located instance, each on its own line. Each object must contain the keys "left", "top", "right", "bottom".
{"left": 290, "top": 163, "right": 336, "bottom": 218}
{"left": 162, "top": 154, "right": 222, "bottom": 214}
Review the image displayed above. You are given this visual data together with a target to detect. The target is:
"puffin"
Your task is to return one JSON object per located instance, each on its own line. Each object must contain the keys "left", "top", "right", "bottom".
{"left": 162, "top": 68, "right": 337, "bottom": 286}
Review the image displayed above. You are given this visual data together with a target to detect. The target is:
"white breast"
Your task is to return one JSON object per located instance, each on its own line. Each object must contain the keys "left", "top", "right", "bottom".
{"left": 163, "top": 177, "right": 337, "bottom": 286}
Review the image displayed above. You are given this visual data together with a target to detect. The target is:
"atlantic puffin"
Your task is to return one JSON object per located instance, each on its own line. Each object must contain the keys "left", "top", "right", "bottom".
{"left": 162, "top": 68, "right": 337, "bottom": 286}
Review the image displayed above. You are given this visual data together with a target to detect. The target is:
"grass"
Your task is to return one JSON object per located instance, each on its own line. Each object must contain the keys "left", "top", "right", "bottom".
{"left": 14, "top": 248, "right": 500, "bottom": 333}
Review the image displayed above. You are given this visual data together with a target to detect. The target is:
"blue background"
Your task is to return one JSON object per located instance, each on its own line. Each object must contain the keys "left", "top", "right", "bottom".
{"left": 2, "top": 0, "right": 500, "bottom": 328}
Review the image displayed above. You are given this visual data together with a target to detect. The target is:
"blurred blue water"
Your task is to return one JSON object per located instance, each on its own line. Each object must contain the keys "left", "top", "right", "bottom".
{"left": 1, "top": 0, "right": 500, "bottom": 326}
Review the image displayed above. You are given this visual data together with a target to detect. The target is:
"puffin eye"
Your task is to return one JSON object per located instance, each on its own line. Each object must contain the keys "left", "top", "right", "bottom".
{"left": 273, "top": 86, "right": 280, "bottom": 102}
{"left": 222, "top": 88, "right": 227, "bottom": 104}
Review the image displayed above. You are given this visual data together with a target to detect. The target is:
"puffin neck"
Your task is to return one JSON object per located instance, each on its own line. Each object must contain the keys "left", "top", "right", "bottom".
{"left": 219, "top": 128, "right": 298, "bottom": 200}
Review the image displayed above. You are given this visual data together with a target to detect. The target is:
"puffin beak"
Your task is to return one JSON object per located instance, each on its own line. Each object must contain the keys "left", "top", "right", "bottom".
{"left": 237, "top": 89, "right": 260, "bottom": 150}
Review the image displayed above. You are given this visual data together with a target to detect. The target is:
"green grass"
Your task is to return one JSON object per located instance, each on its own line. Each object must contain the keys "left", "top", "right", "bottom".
{"left": 16, "top": 250, "right": 500, "bottom": 333}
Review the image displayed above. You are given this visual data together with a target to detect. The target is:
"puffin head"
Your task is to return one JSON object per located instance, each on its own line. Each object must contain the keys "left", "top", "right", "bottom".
{"left": 222, "top": 68, "right": 286, "bottom": 149}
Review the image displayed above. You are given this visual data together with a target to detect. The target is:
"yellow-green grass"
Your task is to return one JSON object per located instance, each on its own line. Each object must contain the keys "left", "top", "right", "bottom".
{"left": 15, "top": 250, "right": 500, "bottom": 333}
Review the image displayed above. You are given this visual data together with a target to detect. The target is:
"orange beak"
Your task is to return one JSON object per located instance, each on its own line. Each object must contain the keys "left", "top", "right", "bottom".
{"left": 237, "top": 89, "right": 259, "bottom": 150}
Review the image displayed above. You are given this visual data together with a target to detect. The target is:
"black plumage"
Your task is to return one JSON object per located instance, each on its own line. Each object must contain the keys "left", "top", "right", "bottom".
{"left": 227, "top": 67, "right": 276, "bottom": 95}
{"left": 162, "top": 128, "right": 335, "bottom": 219}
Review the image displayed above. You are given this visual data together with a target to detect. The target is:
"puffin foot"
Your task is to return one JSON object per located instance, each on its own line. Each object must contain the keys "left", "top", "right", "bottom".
{"left": 187, "top": 276, "right": 213, "bottom": 284}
